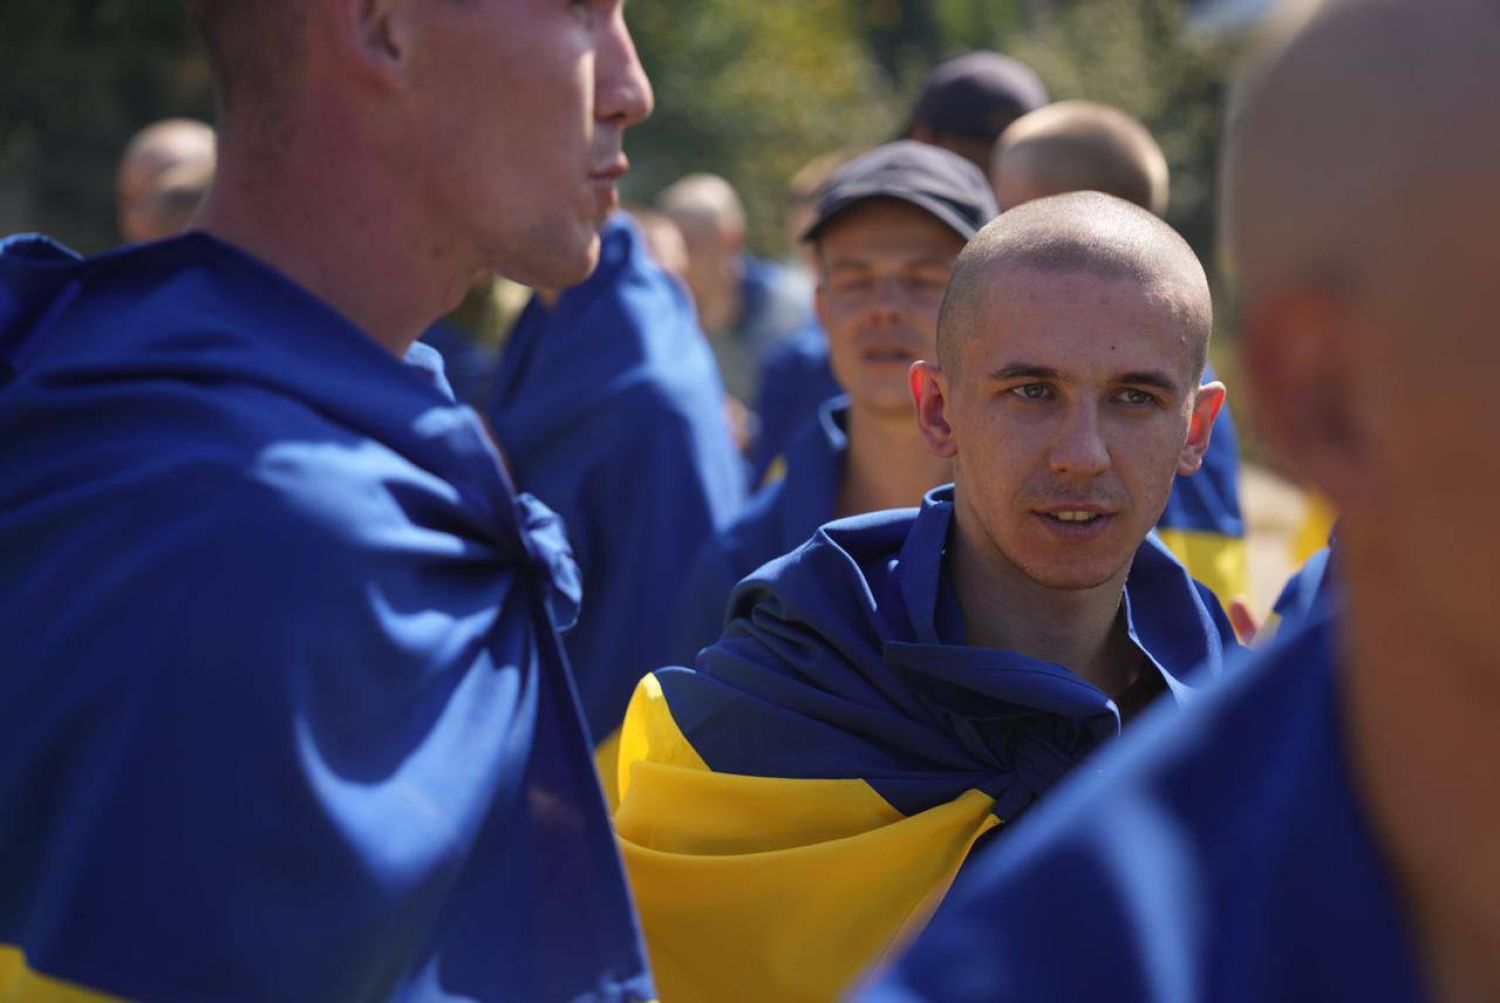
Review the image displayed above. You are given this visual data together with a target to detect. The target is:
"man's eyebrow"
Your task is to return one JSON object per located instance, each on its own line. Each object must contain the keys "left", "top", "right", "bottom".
{"left": 988, "top": 364, "right": 1063, "bottom": 382}
{"left": 1116, "top": 370, "right": 1181, "bottom": 393}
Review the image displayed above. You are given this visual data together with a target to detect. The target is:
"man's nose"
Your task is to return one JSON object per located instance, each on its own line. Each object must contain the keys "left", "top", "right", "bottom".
{"left": 1049, "top": 403, "right": 1112, "bottom": 479}
{"left": 597, "top": 9, "right": 654, "bottom": 128}
{"left": 861, "top": 276, "right": 914, "bottom": 325}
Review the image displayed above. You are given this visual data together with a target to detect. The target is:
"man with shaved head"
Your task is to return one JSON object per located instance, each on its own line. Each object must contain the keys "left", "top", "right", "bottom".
{"left": 863, "top": 2, "right": 1500, "bottom": 1000}
{"left": 614, "top": 190, "right": 1238, "bottom": 1002}
{"left": 0, "top": 0, "right": 655, "bottom": 1000}
{"left": 115, "top": 118, "right": 216, "bottom": 244}
{"left": 657, "top": 172, "right": 813, "bottom": 408}
{"left": 990, "top": 101, "right": 1251, "bottom": 608}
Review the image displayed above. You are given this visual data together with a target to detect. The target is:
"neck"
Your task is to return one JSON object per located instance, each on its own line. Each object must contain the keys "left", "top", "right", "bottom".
{"left": 1342, "top": 534, "right": 1500, "bottom": 1002}
{"left": 836, "top": 402, "right": 950, "bottom": 519}
{"left": 949, "top": 495, "right": 1136, "bottom": 694}
{"left": 195, "top": 118, "right": 473, "bottom": 357}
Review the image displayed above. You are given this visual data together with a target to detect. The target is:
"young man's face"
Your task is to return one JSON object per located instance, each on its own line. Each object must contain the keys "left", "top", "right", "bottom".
{"left": 405, "top": 0, "right": 653, "bottom": 289}
{"left": 816, "top": 200, "right": 968, "bottom": 418}
{"left": 919, "top": 265, "right": 1221, "bottom": 591}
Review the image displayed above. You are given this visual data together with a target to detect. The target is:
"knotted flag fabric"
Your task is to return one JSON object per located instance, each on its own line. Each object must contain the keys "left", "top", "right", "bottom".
{"left": 616, "top": 487, "right": 1238, "bottom": 1002}
{"left": 859, "top": 607, "right": 1421, "bottom": 1003}
{"left": 0, "top": 233, "right": 653, "bottom": 1002}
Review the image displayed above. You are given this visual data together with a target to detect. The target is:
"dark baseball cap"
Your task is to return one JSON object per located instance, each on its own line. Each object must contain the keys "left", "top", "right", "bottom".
{"left": 802, "top": 140, "right": 1000, "bottom": 244}
{"left": 909, "top": 52, "right": 1050, "bottom": 142}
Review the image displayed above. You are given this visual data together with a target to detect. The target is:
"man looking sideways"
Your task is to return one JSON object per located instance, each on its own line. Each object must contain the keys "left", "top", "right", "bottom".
{"left": 616, "top": 191, "right": 1238, "bottom": 1002}
{"left": 991, "top": 99, "right": 1249, "bottom": 605}
{"left": 0, "top": 0, "right": 653, "bottom": 1000}
{"left": 864, "top": 1, "right": 1500, "bottom": 1000}
{"left": 670, "top": 141, "right": 992, "bottom": 665}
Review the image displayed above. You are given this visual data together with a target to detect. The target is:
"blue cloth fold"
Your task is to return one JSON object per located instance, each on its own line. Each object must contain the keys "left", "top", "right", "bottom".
{"left": 862, "top": 607, "right": 1426, "bottom": 1003}
{"left": 486, "top": 215, "right": 744, "bottom": 741}
{"left": 657, "top": 485, "right": 1240, "bottom": 823}
{"left": 670, "top": 396, "right": 848, "bottom": 664}
{"left": 0, "top": 232, "right": 652, "bottom": 1002}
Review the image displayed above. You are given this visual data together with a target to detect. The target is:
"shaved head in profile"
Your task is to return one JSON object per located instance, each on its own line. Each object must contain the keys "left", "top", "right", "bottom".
{"left": 1225, "top": 0, "right": 1500, "bottom": 304}
{"left": 936, "top": 191, "right": 1211, "bottom": 377}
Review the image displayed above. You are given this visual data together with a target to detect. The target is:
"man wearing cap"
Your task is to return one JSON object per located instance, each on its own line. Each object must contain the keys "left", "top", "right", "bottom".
{"left": 908, "top": 51, "right": 1050, "bottom": 172}
{"left": 669, "top": 141, "right": 993, "bottom": 667}
{"left": 617, "top": 191, "right": 1239, "bottom": 1003}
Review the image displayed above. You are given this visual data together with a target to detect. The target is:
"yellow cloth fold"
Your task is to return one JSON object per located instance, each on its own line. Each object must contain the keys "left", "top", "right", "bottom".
{"left": 614, "top": 676, "right": 999, "bottom": 1003}
{"left": 1, "top": 946, "right": 120, "bottom": 1002}
{"left": 1155, "top": 528, "right": 1249, "bottom": 606}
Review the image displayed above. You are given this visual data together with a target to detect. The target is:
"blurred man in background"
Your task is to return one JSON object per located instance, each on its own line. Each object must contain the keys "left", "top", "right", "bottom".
{"left": 115, "top": 117, "right": 215, "bottom": 243}
{"left": 992, "top": 100, "right": 1169, "bottom": 214}
{"left": 991, "top": 99, "right": 1249, "bottom": 606}
{"left": 657, "top": 172, "right": 814, "bottom": 410}
{"left": 864, "top": 2, "right": 1500, "bottom": 999}
{"left": 907, "top": 51, "right": 1049, "bottom": 172}
{"left": 747, "top": 54, "right": 1050, "bottom": 484}
{"left": 671, "top": 141, "right": 991, "bottom": 665}
{"left": 0, "top": 1, "right": 656, "bottom": 999}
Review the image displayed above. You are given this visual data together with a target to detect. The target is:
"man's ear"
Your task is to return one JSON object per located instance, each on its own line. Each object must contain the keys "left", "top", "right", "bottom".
{"left": 1242, "top": 284, "right": 1369, "bottom": 510}
{"left": 1177, "top": 380, "right": 1227, "bottom": 476}
{"left": 324, "top": 0, "right": 410, "bottom": 90}
{"left": 911, "top": 361, "right": 957, "bottom": 459}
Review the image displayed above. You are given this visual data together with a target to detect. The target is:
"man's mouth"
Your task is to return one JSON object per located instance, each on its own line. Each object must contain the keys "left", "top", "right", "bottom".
{"left": 1048, "top": 510, "right": 1103, "bottom": 523}
{"left": 1033, "top": 505, "right": 1119, "bottom": 540}
{"left": 861, "top": 345, "right": 916, "bottom": 365}
{"left": 588, "top": 157, "right": 629, "bottom": 217}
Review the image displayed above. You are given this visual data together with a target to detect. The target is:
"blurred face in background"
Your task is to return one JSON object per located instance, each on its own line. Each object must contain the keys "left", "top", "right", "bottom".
{"left": 815, "top": 199, "right": 967, "bottom": 418}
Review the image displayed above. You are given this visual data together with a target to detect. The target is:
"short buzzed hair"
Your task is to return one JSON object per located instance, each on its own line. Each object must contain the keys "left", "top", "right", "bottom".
{"left": 185, "top": 1, "right": 305, "bottom": 118}
{"left": 994, "top": 101, "right": 1170, "bottom": 216}
{"left": 936, "top": 191, "right": 1211, "bottom": 374}
{"left": 1224, "top": 0, "right": 1500, "bottom": 305}
{"left": 656, "top": 174, "right": 747, "bottom": 240}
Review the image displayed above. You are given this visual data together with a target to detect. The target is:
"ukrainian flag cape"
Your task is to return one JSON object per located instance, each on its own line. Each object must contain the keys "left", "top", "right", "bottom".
{"left": 0, "top": 234, "right": 653, "bottom": 1001}
{"left": 616, "top": 488, "right": 1237, "bottom": 1002}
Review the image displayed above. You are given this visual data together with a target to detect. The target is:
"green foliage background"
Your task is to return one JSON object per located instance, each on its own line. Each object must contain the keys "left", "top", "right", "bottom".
{"left": 0, "top": 0, "right": 1243, "bottom": 268}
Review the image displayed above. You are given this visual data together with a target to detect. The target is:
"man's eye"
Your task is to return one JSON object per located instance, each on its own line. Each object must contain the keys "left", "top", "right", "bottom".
{"left": 1011, "top": 384, "right": 1051, "bottom": 400}
{"left": 1118, "top": 388, "right": 1158, "bottom": 406}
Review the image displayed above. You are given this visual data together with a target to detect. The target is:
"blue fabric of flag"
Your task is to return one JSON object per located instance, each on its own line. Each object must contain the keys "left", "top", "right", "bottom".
{"left": 1156, "top": 363, "right": 1245, "bottom": 538}
{"left": 1273, "top": 544, "right": 1337, "bottom": 629}
{"left": 749, "top": 323, "right": 841, "bottom": 484}
{"left": 670, "top": 396, "right": 849, "bottom": 666}
{"left": 0, "top": 232, "right": 653, "bottom": 1002}
{"left": 861, "top": 606, "right": 1426, "bottom": 1003}
{"left": 658, "top": 486, "right": 1240, "bottom": 823}
{"left": 486, "top": 214, "right": 745, "bottom": 741}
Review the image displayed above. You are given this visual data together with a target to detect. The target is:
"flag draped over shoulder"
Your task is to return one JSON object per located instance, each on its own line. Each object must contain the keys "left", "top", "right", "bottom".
{"left": 0, "top": 234, "right": 652, "bottom": 1002}
{"left": 859, "top": 609, "right": 1422, "bottom": 1003}
{"left": 616, "top": 487, "right": 1239, "bottom": 1003}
